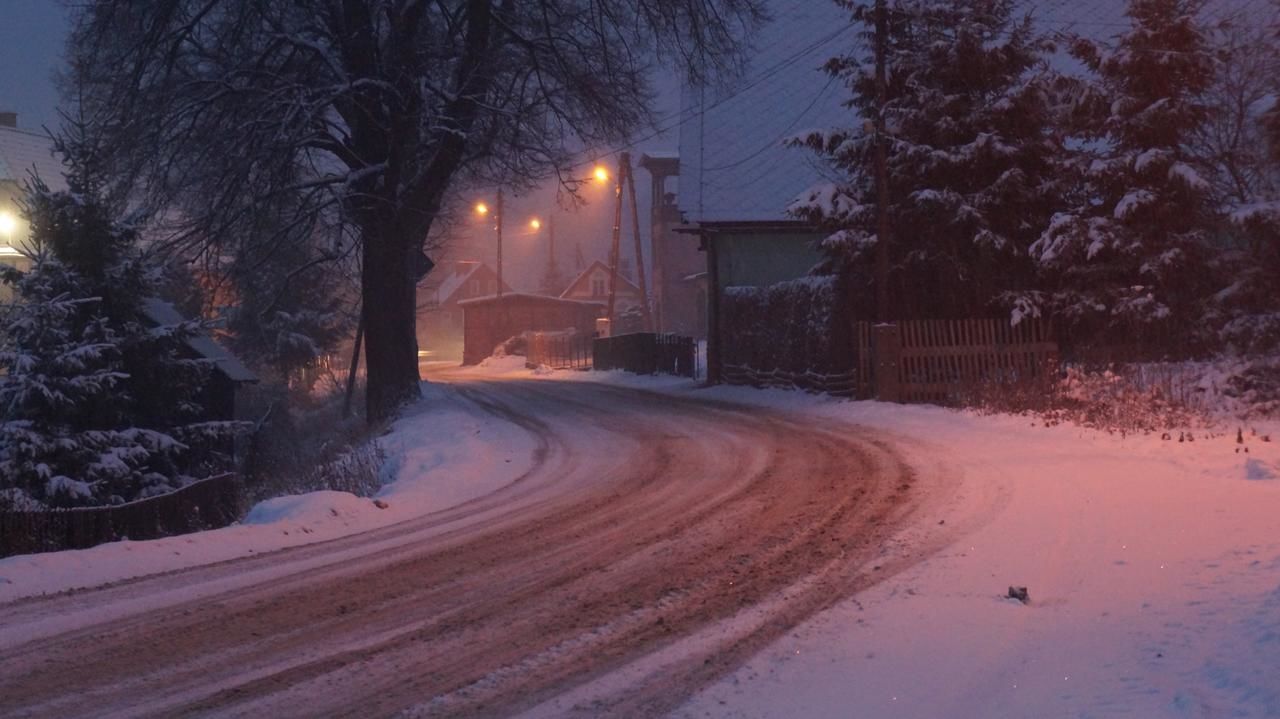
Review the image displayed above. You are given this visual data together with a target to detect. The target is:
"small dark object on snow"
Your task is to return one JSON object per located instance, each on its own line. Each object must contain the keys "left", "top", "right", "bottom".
{"left": 1162, "top": 432, "right": 1171, "bottom": 441}
{"left": 1237, "top": 428, "right": 1244, "bottom": 444}
{"left": 1008, "top": 586, "right": 1030, "bottom": 603}
{"left": 1264, "top": 435, "right": 1272, "bottom": 443}
{"left": 373, "top": 499, "right": 389, "bottom": 509}
{"left": 1178, "top": 432, "right": 1185, "bottom": 443}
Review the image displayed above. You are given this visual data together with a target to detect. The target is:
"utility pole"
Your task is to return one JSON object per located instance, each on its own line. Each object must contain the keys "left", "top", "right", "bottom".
{"left": 495, "top": 187, "right": 504, "bottom": 299}
{"left": 605, "top": 153, "right": 626, "bottom": 330}
{"left": 625, "top": 155, "right": 653, "bottom": 332}
{"left": 874, "top": 0, "right": 892, "bottom": 323}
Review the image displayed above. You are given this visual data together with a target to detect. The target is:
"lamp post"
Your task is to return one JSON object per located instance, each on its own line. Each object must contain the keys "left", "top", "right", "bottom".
{"left": 474, "top": 165, "right": 608, "bottom": 299}
{"left": 474, "top": 189, "right": 506, "bottom": 298}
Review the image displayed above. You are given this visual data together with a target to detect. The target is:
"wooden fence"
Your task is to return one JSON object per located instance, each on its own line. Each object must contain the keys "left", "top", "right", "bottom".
{"left": 866, "top": 318, "right": 1058, "bottom": 404}
{"left": 0, "top": 473, "right": 243, "bottom": 558}
{"left": 526, "top": 331, "right": 593, "bottom": 370}
{"left": 594, "top": 332, "right": 698, "bottom": 378}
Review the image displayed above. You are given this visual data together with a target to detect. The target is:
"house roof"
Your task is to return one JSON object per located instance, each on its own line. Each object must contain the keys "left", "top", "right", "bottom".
{"left": 457, "top": 292, "right": 605, "bottom": 308}
{"left": 560, "top": 260, "right": 641, "bottom": 298}
{"left": 676, "top": 0, "right": 1266, "bottom": 225}
{"left": 422, "top": 260, "right": 512, "bottom": 306}
{"left": 141, "top": 298, "right": 259, "bottom": 383}
{"left": 0, "top": 126, "right": 66, "bottom": 191}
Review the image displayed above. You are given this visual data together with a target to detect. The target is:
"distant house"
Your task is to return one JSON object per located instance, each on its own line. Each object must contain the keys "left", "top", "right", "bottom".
{"left": 416, "top": 260, "right": 510, "bottom": 361}
{"left": 0, "top": 115, "right": 65, "bottom": 301}
{"left": 560, "top": 259, "right": 644, "bottom": 314}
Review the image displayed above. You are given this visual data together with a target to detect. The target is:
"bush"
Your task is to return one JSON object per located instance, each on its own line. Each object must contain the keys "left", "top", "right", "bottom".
{"left": 720, "top": 275, "right": 852, "bottom": 378}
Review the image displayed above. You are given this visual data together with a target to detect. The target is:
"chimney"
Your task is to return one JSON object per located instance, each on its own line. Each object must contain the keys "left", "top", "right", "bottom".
{"left": 0, "top": 112, "right": 16, "bottom": 128}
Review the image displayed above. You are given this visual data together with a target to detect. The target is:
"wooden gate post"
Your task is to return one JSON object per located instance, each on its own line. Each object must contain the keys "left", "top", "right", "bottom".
{"left": 874, "top": 323, "right": 902, "bottom": 403}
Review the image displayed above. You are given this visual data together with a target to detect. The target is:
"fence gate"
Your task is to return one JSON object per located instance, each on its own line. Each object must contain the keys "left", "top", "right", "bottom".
{"left": 526, "top": 331, "right": 594, "bottom": 370}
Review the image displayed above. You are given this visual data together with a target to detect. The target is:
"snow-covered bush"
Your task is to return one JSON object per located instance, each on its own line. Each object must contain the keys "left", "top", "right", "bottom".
{"left": 720, "top": 275, "right": 853, "bottom": 385}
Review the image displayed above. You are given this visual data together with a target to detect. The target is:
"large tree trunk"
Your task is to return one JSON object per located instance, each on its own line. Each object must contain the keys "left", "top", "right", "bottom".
{"left": 361, "top": 222, "right": 422, "bottom": 423}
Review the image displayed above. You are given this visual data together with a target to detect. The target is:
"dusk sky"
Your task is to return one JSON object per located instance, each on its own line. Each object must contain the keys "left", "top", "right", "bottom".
{"left": 0, "top": 1, "right": 69, "bottom": 133}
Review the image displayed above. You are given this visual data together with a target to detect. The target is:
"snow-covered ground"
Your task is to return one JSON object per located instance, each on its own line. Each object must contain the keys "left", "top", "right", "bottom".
{"left": 4, "top": 356, "right": 1278, "bottom": 717}
{"left": 496, "top": 363, "right": 1280, "bottom": 719}
{"left": 0, "top": 381, "right": 539, "bottom": 602}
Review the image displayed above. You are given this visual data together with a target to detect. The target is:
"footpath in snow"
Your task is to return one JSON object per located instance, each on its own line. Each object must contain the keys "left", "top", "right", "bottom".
{"left": 0, "top": 381, "right": 539, "bottom": 602}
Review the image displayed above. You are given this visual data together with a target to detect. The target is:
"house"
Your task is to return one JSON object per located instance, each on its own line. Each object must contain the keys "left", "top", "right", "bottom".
{"left": 416, "top": 260, "right": 510, "bottom": 361}
{"left": 559, "top": 259, "right": 644, "bottom": 330}
{"left": 0, "top": 115, "right": 65, "bottom": 301}
{"left": 459, "top": 293, "right": 604, "bottom": 365}
{"left": 675, "top": 1, "right": 851, "bottom": 380}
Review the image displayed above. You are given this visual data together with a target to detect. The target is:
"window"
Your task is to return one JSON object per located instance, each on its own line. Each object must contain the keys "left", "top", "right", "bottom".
{"left": 591, "top": 278, "right": 605, "bottom": 297}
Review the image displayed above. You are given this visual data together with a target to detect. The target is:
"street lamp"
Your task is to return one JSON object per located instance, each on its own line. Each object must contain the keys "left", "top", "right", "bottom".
{"left": 474, "top": 167, "right": 608, "bottom": 298}
{"left": 0, "top": 211, "right": 17, "bottom": 237}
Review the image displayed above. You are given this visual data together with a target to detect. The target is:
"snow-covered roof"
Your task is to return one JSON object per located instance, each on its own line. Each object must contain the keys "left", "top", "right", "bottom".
{"left": 0, "top": 126, "right": 66, "bottom": 191}
{"left": 141, "top": 298, "right": 259, "bottom": 383}
{"left": 560, "top": 260, "right": 641, "bottom": 298}
{"left": 677, "top": 0, "right": 1267, "bottom": 224}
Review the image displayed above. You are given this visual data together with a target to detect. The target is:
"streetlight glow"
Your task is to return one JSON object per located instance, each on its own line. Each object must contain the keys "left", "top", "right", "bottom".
{"left": 529, "top": 218, "right": 541, "bottom": 230}
{"left": 593, "top": 166, "right": 609, "bottom": 183}
{"left": 0, "top": 211, "right": 16, "bottom": 237}
{"left": 474, "top": 202, "right": 489, "bottom": 216}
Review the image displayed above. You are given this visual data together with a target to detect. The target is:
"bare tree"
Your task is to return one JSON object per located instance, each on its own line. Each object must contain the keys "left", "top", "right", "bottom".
{"left": 66, "top": 0, "right": 764, "bottom": 421}
{"left": 1188, "top": 20, "right": 1280, "bottom": 209}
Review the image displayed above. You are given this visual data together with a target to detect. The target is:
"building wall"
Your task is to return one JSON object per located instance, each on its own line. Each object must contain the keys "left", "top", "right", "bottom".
{"left": 462, "top": 297, "right": 603, "bottom": 365}
{"left": 714, "top": 230, "right": 823, "bottom": 289}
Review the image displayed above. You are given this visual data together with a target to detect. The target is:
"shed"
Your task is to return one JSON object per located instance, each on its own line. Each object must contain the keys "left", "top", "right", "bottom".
{"left": 459, "top": 293, "right": 604, "bottom": 365}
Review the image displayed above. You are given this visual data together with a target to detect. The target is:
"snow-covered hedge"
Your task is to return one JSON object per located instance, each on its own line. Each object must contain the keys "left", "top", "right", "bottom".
{"left": 720, "top": 276, "right": 858, "bottom": 393}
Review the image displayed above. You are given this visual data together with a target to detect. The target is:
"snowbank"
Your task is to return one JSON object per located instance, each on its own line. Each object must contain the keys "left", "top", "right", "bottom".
{"left": 0, "top": 381, "right": 538, "bottom": 601}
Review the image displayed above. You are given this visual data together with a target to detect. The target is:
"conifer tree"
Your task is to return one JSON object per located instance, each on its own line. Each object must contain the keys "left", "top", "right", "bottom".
{"left": 1030, "top": 0, "right": 1218, "bottom": 350}
{"left": 790, "top": 0, "right": 1070, "bottom": 320}
{"left": 0, "top": 127, "right": 240, "bottom": 508}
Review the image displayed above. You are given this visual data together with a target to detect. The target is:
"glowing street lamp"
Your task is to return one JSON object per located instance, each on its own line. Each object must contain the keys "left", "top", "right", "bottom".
{"left": 529, "top": 218, "right": 541, "bottom": 231}
{"left": 0, "top": 211, "right": 17, "bottom": 237}
{"left": 474, "top": 202, "right": 489, "bottom": 216}
{"left": 593, "top": 165, "right": 609, "bottom": 183}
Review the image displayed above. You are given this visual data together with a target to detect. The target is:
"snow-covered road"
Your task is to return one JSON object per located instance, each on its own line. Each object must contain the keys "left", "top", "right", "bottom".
{"left": 0, "top": 376, "right": 954, "bottom": 718}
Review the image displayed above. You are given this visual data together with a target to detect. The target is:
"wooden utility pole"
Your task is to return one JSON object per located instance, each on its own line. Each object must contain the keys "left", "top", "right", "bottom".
{"left": 605, "top": 152, "right": 626, "bottom": 330}
{"left": 547, "top": 215, "right": 556, "bottom": 275}
{"left": 625, "top": 155, "right": 653, "bottom": 332}
{"left": 495, "top": 187, "right": 505, "bottom": 299}
{"left": 874, "top": 0, "right": 892, "bottom": 322}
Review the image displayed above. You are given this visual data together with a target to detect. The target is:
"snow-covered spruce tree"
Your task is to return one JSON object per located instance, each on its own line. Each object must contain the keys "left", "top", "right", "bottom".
{"left": 0, "top": 145, "right": 239, "bottom": 508}
{"left": 790, "top": 0, "right": 1070, "bottom": 321}
{"left": 1030, "top": 0, "right": 1218, "bottom": 354}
